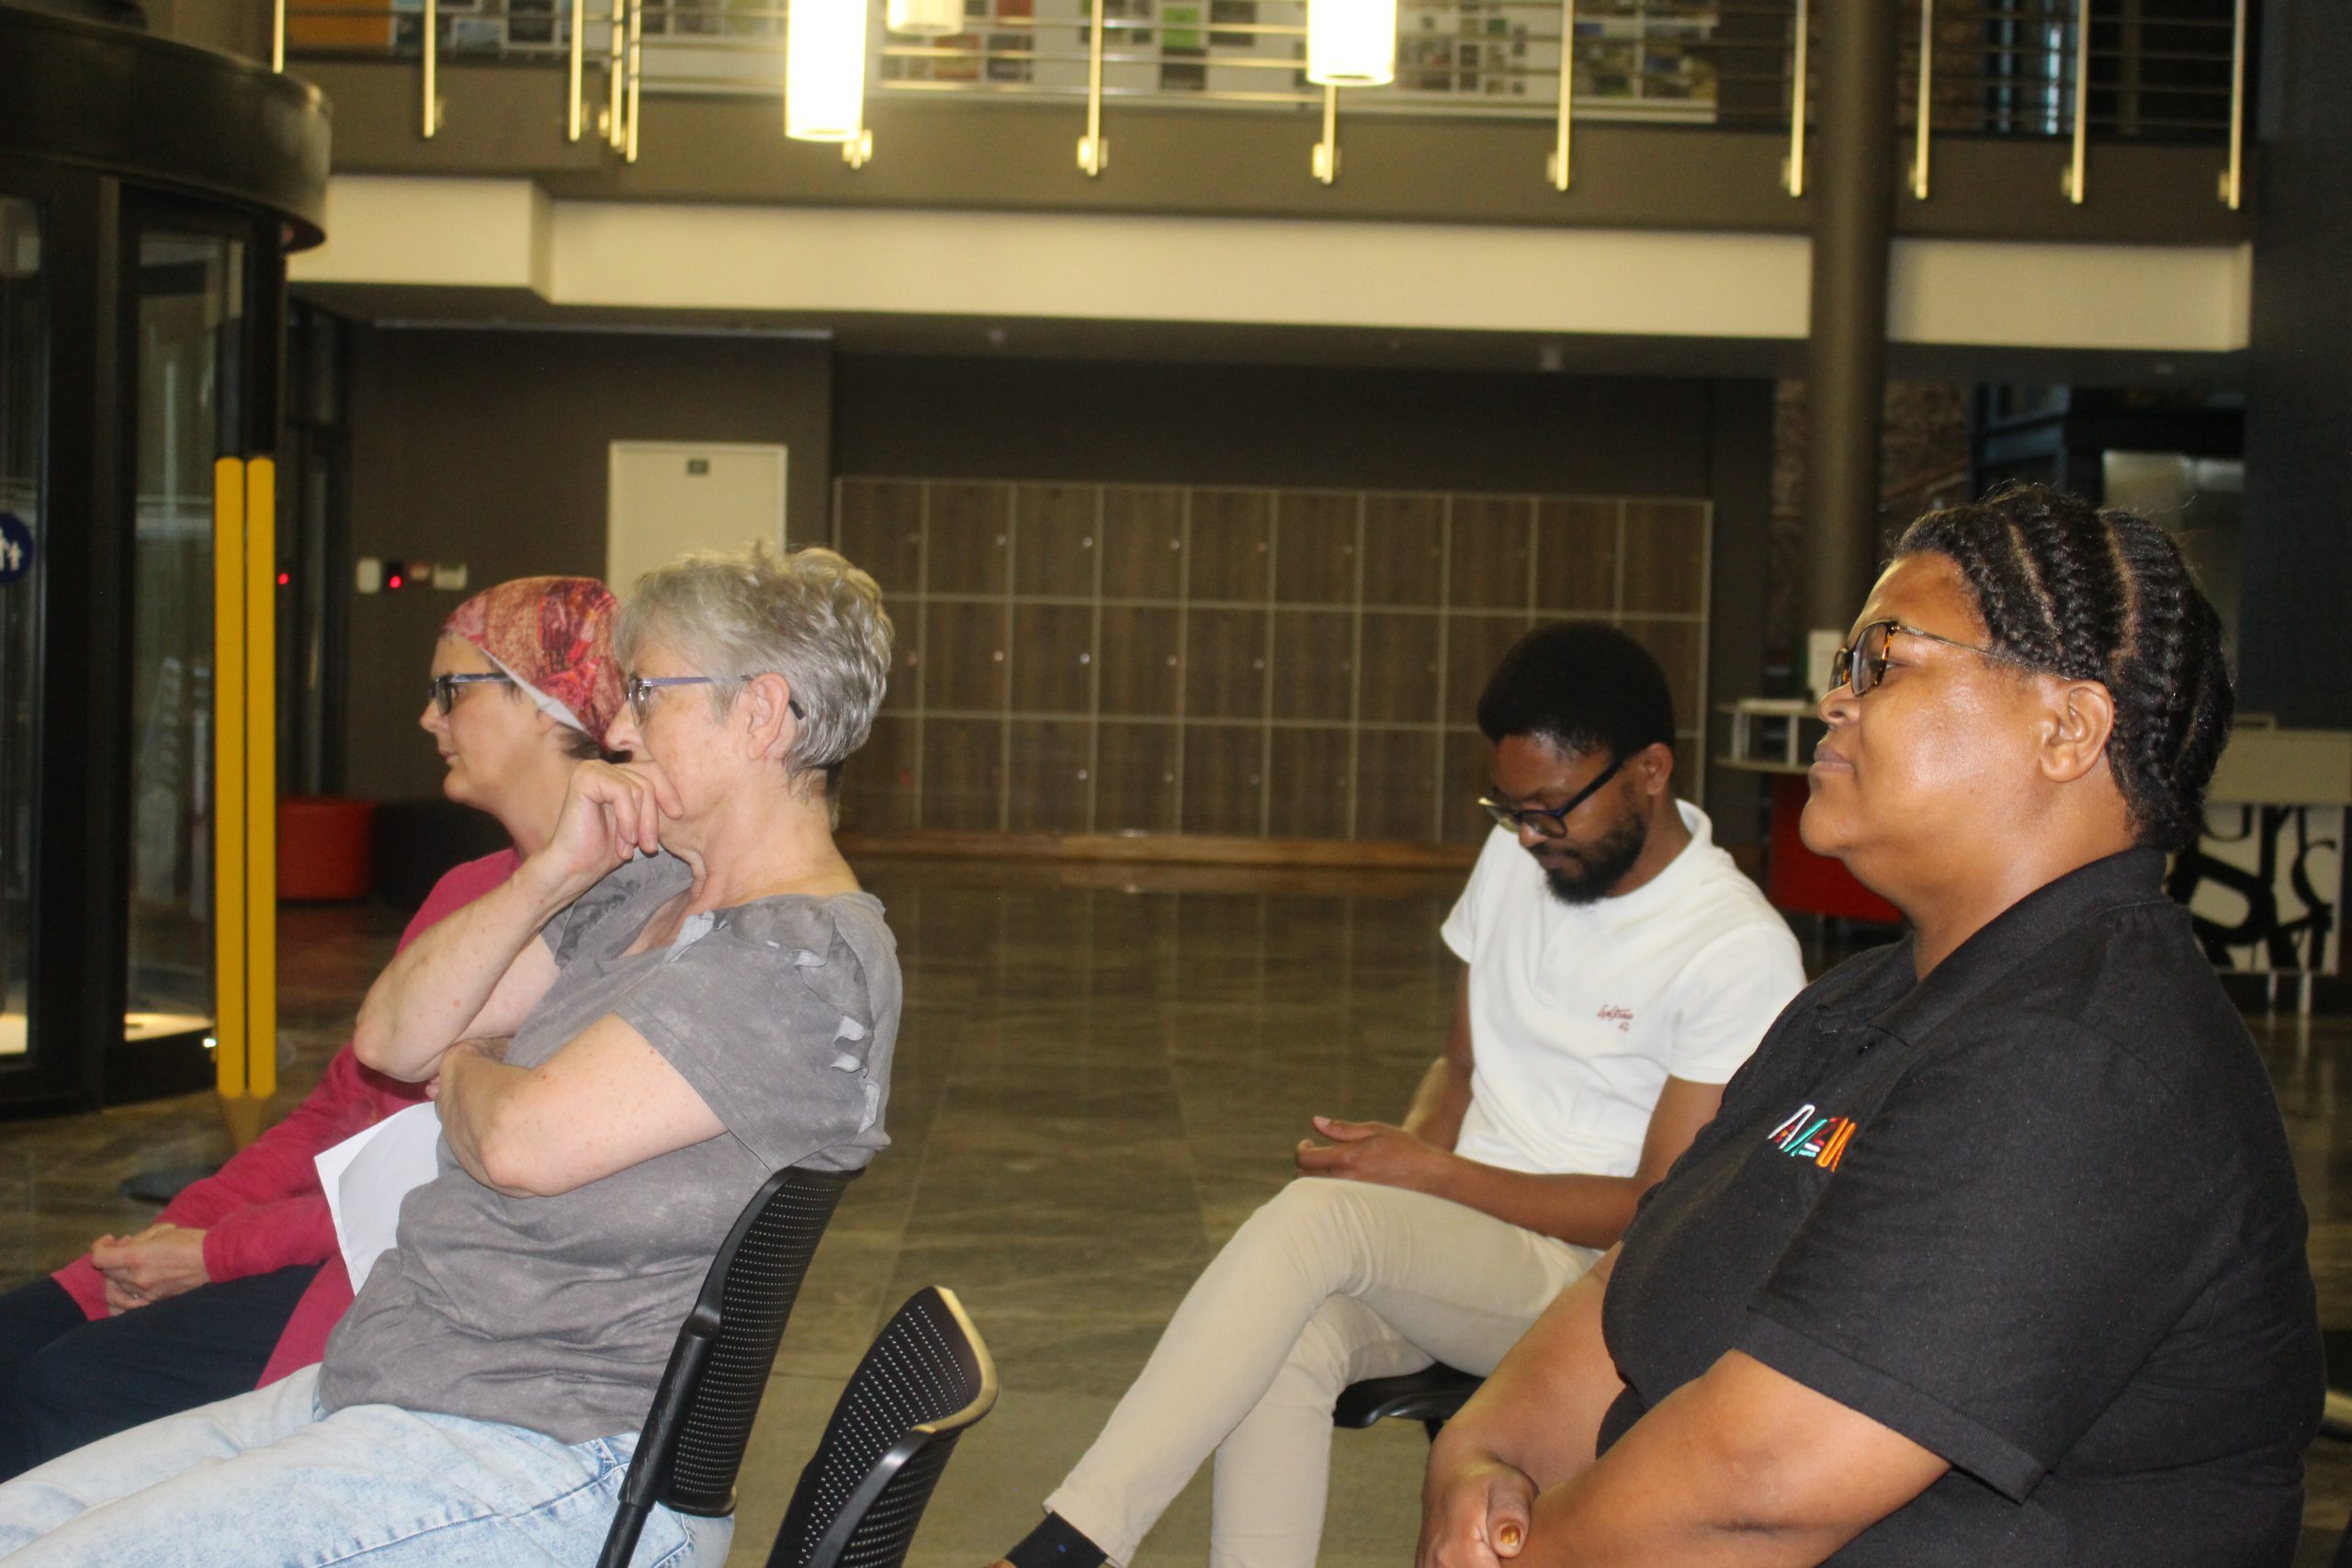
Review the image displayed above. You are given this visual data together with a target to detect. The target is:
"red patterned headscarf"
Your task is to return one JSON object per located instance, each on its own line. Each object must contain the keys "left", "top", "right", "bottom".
{"left": 441, "top": 576, "right": 622, "bottom": 740}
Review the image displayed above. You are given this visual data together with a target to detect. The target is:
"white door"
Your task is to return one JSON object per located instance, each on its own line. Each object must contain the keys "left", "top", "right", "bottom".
{"left": 605, "top": 441, "right": 787, "bottom": 602}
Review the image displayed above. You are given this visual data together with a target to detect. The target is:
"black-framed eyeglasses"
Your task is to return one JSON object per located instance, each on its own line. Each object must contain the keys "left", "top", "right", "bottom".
{"left": 1476, "top": 753, "right": 1625, "bottom": 840}
{"left": 430, "top": 671, "right": 512, "bottom": 715}
{"left": 1832, "top": 619, "right": 2028, "bottom": 698}
{"left": 626, "top": 673, "right": 804, "bottom": 727}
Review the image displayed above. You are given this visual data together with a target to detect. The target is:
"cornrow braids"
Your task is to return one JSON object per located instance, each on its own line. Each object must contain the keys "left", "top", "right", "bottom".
{"left": 1894, "top": 482, "right": 2232, "bottom": 851}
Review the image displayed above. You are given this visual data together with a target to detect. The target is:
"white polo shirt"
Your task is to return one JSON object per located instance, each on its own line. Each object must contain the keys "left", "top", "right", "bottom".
{"left": 1440, "top": 801, "right": 1805, "bottom": 1182}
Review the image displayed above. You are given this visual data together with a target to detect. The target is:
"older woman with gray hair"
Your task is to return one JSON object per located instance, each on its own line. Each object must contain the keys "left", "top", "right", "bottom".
{"left": 0, "top": 544, "right": 899, "bottom": 1568}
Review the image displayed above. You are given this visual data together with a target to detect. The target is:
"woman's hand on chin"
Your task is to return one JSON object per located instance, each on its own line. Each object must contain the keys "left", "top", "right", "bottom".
{"left": 526, "top": 761, "right": 684, "bottom": 906}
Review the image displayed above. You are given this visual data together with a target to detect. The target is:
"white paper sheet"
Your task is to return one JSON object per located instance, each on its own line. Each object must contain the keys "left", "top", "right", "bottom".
{"left": 313, "top": 1102, "right": 445, "bottom": 1293}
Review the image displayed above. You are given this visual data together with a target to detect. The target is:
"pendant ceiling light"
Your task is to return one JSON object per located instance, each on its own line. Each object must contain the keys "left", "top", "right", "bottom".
{"left": 786, "top": 0, "right": 870, "bottom": 141}
{"left": 887, "top": 0, "right": 963, "bottom": 36}
{"left": 1305, "top": 0, "right": 1396, "bottom": 86}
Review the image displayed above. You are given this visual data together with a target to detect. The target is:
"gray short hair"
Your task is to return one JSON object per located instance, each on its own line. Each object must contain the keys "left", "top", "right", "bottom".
{"left": 616, "top": 543, "right": 893, "bottom": 775}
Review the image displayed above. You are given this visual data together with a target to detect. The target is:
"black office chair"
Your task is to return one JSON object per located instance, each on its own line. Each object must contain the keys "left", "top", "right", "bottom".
{"left": 594, "top": 1164, "right": 859, "bottom": 1568}
{"left": 1334, "top": 1363, "right": 1485, "bottom": 1442}
{"left": 763, "top": 1285, "right": 999, "bottom": 1568}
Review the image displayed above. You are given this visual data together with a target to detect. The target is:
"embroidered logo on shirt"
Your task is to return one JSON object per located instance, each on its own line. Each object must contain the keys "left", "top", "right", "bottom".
{"left": 1766, "top": 1103, "right": 1857, "bottom": 1170}
{"left": 1597, "top": 1005, "right": 1634, "bottom": 1033}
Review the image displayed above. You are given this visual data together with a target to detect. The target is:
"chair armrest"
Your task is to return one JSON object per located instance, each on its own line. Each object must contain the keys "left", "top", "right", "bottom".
{"left": 1333, "top": 1364, "right": 1485, "bottom": 1429}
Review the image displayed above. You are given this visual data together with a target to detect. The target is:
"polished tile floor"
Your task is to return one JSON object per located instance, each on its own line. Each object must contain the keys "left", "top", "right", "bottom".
{"left": 3, "top": 857, "right": 2348, "bottom": 1566}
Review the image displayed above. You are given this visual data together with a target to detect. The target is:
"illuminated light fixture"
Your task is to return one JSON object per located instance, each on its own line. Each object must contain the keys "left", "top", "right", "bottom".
{"left": 887, "top": 0, "right": 963, "bottom": 36}
{"left": 786, "top": 0, "right": 870, "bottom": 143}
{"left": 1306, "top": 0, "right": 1396, "bottom": 86}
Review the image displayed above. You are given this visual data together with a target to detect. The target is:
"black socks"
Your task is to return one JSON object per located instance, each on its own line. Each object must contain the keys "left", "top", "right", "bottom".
{"left": 1004, "top": 1512, "right": 1108, "bottom": 1568}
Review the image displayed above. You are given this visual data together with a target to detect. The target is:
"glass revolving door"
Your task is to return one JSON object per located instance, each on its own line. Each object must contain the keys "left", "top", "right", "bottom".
{"left": 0, "top": 6, "right": 326, "bottom": 1114}
{"left": 0, "top": 198, "right": 40, "bottom": 1074}
{"left": 124, "top": 225, "right": 256, "bottom": 1063}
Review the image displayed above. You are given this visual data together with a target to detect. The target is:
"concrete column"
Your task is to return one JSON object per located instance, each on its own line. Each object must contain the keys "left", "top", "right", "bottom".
{"left": 2240, "top": 0, "right": 2352, "bottom": 728}
{"left": 1799, "top": 0, "right": 1900, "bottom": 641}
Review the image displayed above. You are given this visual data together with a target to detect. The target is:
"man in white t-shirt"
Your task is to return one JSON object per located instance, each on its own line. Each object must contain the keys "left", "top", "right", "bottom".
{"left": 991, "top": 624, "right": 1806, "bottom": 1568}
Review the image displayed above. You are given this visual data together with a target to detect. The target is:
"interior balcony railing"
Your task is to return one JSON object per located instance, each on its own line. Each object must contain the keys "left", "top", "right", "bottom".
{"left": 275, "top": 0, "right": 2250, "bottom": 202}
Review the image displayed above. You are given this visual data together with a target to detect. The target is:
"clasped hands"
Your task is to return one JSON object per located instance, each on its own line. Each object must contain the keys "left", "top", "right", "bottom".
{"left": 1295, "top": 1114, "right": 1452, "bottom": 1192}
{"left": 87, "top": 1222, "right": 209, "bottom": 1315}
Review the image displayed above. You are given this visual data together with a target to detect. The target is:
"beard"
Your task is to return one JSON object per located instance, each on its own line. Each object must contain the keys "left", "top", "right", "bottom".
{"left": 1539, "top": 811, "right": 1649, "bottom": 906}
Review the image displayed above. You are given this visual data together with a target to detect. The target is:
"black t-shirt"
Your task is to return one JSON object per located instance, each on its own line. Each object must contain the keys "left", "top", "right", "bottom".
{"left": 1600, "top": 848, "right": 2322, "bottom": 1565}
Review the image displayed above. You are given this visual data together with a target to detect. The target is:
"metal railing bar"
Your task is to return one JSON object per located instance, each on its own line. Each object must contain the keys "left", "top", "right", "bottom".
{"left": 566, "top": 0, "right": 584, "bottom": 136}
{"left": 284, "top": 0, "right": 2246, "bottom": 145}
{"left": 871, "top": 81, "right": 1713, "bottom": 116}
{"left": 1950, "top": 1, "right": 2230, "bottom": 13}
{"left": 878, "top": 44, "right": 1665, "bottom": 73}
{"left": 2078, "top": 49, "right": 2242, "bottom": 65}
{"left": 288, "top": 0, "right": 1823, "bottom": 18}
{"left": 876, "top": 19, "right": 1306, "bottom": 38}
{"left": 281, "top": 0, "right": 1933, "bottom": 32}
{"left": 1938, "top": 74, "right": 2230, "bottom": 95}
{"left": 1965, "top": 51, "right": 2232, "bottom": 69}
{"left": 607, "top": 0, "right": 625, "bottom": 146}
{"left": 292, "top": 0, "right": 2240, "bottom": 23}
{"left": 2064, "top": 0, "right": 2089, "bottom": 202}
{"left": 887, "top": 48, "right": 1309, "bottom": 70}
{"left": 2081, "top": 113, "right": 2238, "bottom": 131}
{"left": 423, "top": 0, "right": 439, "bottom": 134}
{"left": 289, "top": 24, "right": 1909, "bottom": 60}
{"left": 358, "top": 54, "right": 2233, "bottom": 127}
{"left": 1548, "top": 0, "right": 1572, "bottom": 190}
{"left": 1077, "top": 0, "right": 1108, "bottom": 175}
{"left": 1784, "top": 0, "right": 1806, "bottom": 196}
{"left": 2222, "top": 0, "right": 2245, "bottom": 208}
{"left": 1912, "top": 0, "right": 1930, "bottom": 197}
{"left": 874, "top": 42, "right": 1702, "bottom": 67}
{"left": 625, "top": 0, "right": 642, "bottom": 161}
{"left": 617, "top": 76, "right": 2215, "bottom": 128}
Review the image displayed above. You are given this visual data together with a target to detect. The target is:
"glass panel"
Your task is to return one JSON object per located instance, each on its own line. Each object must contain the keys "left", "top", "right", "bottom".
{"left": 127, "top": 231, "right": 245, "bottom": 1045}
{"left": 0, "top": 201, "right": 42, "bottom": 1066}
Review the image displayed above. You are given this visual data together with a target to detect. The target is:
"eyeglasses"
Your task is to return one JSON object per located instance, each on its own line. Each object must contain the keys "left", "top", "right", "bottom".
{"left": 1476, "top": 753, "right": 1625, "bottom": 840}
{"left": 430, "top": 671, "right": 512, "bottom": 715}
{"left": 626, "top": 674, "right": 714, "bottom": 727}
{"left": 1831, "top": 619, "right": 2030, "bottom": 698}
{"left": 625, "top": 673, "right": 804, "bottom": 727}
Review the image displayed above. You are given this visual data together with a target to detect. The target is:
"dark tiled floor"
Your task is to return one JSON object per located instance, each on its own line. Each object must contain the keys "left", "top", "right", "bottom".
{"left": 2, "top": 860, "right": 2347, "bottom": 1565}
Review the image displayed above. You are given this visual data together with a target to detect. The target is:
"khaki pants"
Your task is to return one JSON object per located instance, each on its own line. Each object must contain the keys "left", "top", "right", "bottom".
{"left": 1046, "top": 1177, "right": 1592, "bottom": 1568}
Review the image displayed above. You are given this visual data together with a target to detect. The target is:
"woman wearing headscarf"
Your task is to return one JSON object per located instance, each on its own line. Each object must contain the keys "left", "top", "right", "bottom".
{"left": 0, "top": 576, "right": 622, "bottom": 1478}
{"left": 1418, "top": 484, "right": 2321, "bottom": 1567}
{"left": 0, "top": 543, "right": 899, "bottom": 1568}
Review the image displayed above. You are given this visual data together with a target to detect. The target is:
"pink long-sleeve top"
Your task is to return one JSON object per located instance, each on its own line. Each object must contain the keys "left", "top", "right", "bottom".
{"left": 56, "top": 849, "right": 522, "bottom": 1385}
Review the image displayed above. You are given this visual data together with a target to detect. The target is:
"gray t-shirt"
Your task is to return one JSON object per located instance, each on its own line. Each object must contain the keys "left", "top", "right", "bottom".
{"left": 319, "top": 852, "right": 900, "bottom": 1442}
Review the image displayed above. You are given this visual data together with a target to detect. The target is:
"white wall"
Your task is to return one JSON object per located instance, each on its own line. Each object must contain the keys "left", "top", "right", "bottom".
{"left": 293, "top": 175, "right": 2250, "bottom": 354}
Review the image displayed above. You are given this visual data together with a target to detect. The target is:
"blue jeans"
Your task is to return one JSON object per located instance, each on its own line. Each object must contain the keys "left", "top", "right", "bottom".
{"left": 0, "top": 1367, "right": 732, "bottom": 1567}
{"left": 0, "top": 1267, "right": 322, "bottom": 1481}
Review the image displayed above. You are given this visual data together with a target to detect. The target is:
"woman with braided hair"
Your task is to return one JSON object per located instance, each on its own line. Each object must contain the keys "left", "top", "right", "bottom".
{"left": 1419, "top": 483, "right": 2321, "bottom": 1568}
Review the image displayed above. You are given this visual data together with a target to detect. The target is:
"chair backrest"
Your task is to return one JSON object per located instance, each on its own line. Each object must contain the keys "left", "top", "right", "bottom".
{"left": 763, "top": 1286, "right": 999, "bottom": 1568}
{"left": 622, "top": 1165, "right": 858, "bottom": 1524}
